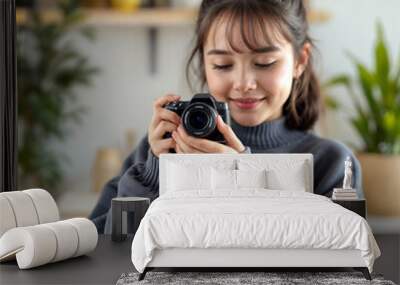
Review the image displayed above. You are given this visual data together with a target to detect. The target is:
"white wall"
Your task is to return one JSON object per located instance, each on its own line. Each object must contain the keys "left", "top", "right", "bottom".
{"left": 55, "top": 0, "right": 400, "bottom": 197}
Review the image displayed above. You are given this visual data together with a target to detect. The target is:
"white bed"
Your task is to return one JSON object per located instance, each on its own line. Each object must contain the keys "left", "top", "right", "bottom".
{"left": 131, "top": 154, "right": 381, "bottom": 280}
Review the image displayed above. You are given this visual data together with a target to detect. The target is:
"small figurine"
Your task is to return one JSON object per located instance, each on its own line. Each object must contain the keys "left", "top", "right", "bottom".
{"left": 332, "top": 156, "right": 357, "bottom": 200}
{"left": 342, "top": 156, "right": 353, "bottom": 189}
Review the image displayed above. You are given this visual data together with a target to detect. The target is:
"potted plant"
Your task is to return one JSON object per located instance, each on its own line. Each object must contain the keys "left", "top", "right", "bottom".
{"left": 17, "top": 0, "right": 99, "bottom": 195}
{"left": 324, "top": 23, "right": 400, "bottom": 217}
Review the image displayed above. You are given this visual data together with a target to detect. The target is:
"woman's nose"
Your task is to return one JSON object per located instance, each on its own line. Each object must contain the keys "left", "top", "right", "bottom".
{"left": 233, "top": 71, "right": 257, "bottom": 93}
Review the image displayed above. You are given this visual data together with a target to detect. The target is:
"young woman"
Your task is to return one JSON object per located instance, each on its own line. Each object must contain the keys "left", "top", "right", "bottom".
{"left": 90, "top": 0, "right": 363, "bottom": 233}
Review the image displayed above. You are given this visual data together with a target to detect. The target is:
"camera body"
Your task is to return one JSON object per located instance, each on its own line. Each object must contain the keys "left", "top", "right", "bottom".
{"left": 164, "top": 93, "right": 230, "bottom": 143}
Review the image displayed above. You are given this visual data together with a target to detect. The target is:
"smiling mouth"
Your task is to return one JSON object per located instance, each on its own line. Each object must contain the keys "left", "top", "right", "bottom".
{"left": 230, "top": 98, "right": 265, "bottom": 103}
{"left": 229, "top": 97, "right": 266, "bottom": 110}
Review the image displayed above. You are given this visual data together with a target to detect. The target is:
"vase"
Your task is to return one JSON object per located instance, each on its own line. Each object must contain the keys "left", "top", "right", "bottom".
{"left": 92, "top": 147, "right": 123, "bottom": 193}
{"left": 111, "top": 0, "right": 141, "bottom": 12}
{"left": 357, "top": 152, "right": 400, "bottom": 217}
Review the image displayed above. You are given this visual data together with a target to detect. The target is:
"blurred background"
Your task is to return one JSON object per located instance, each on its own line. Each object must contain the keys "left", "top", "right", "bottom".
{"left": 15, "top": 0, "right": 400, "bottom": 221}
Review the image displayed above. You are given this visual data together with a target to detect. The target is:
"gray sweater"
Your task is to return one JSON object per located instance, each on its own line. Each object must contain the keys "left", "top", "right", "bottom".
{"left": 89, "top": 117, "right": 363, "bottom": 233}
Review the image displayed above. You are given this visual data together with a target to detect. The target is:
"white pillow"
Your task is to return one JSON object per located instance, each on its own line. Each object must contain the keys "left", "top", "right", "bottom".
{"left": 211, "top": 168, "right": 237, "bottom": 190}
{"left": 267, "top": 166, "right": 307, "bottom": 191}
{"left": 237, "top": 159, "right": 309, "bottom": 192}
{"left": 211, "top": 168, "right": 268, "bottom": 190}
{"left": 167, "top": 162, "right": 211, "bottom": 191}
{"left": 236, "top": 169, "right": 268, "bottom": 189}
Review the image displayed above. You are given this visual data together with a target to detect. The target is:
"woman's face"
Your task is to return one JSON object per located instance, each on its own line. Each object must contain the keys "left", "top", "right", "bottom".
{"left": 204, "top": 17, "right": 309, "bottom": 126}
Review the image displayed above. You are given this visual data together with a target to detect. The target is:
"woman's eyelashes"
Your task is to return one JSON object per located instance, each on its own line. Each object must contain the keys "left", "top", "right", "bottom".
{"left": 254, "top": 61, "right": 277, "bottom": 69}
{"left": 212, "top": 63, "right": 233, "bottom": 70}
{"left": 212, "top": 61, "right": 277, "bottom": 71}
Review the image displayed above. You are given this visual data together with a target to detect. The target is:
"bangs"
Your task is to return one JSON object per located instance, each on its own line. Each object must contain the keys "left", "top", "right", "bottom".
{"left": 205, "top": 2, "right": 292, "bottom": 53}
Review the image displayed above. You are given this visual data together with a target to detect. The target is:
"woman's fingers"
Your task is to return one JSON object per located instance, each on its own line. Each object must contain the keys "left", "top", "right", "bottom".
{"left": 150, "top": 121, "right": 179, "bottom": 141}
{"left": 150, "top": 96, "right": 181, "bottom": 129}
{"left": 172, "top": 129, "right": 204, "bottom": 154}
{"left": 151, "top": 138, "right": 176, "bottom": 156}
{"left": 174, "top": 125, "right": 223, "bottom": 153}
{"left": 148, "top": 94, "right": 181, "bottom": 157}
{"left": 163, "top": 108, "right": 181, "bottom": 125}
{"left": 216, "top": 115, "right": 245, "bottom": 153}
{"left": 152, "top": 94, "right": 181, "bottom": 111}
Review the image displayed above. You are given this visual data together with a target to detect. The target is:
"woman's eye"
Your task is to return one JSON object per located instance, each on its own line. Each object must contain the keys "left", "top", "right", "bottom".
{"left": 254, "top": 61, "right": 276, "bottom": 69}
{"left": 212, "top": 64, "right": 233, "bottom": 70}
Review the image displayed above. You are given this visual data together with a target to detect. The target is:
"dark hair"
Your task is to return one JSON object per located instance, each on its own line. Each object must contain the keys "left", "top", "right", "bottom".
{"left": 186, "top": 0, "right": 321, "bottom": 130}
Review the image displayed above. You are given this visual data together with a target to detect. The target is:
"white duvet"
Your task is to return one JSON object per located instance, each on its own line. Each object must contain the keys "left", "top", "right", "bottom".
{"left": 131, "top": 190, "right": 380, "bottom": 273}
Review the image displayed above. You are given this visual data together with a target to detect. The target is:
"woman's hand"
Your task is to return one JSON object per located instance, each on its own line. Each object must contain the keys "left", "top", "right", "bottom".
{"left": 148, "top": 94, "right": 181, "bottom": 158}
{"left": 172, "top": 115, "right": 245, "bottom": 154}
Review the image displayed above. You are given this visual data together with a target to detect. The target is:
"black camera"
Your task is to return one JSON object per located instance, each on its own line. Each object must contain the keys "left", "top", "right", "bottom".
{"left": 164, "top": 93, "right": 230, "bottom": 143}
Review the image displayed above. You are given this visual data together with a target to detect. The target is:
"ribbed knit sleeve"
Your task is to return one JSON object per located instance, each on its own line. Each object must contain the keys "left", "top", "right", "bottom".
{"left": 117, "top": 137, "right": 159, "bottom": 198}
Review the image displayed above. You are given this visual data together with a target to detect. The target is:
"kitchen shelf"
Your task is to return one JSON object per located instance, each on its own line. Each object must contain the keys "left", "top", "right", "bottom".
{"left": 16, "top": 7, "right": 331, "bottom": 27}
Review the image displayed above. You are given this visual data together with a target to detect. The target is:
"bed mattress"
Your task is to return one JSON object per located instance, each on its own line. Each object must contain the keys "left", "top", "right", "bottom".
{"left": 131, "top": 190, "right": 380, "bottom": 273}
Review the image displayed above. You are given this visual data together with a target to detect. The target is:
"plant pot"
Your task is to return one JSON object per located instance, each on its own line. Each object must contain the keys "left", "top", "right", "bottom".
{"left": 356, "top": 152, "right": 400, "bottom": 217}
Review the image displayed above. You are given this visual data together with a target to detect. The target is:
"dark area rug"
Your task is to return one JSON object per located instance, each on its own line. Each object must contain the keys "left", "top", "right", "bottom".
{"left": 116, "top": 271, "right": 396, "bottom": 285}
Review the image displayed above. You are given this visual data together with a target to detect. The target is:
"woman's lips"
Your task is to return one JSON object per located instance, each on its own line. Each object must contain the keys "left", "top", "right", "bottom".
{"left": 230, "top": 98, "right": 265, "bottom": 110}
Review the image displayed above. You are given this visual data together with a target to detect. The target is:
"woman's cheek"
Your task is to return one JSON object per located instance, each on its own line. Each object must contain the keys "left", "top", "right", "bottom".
{"left": 265, "top": 64, "right": 293, "bottom": 103}
{"left": 206, "top": 71, "right": 231, "bottom": 102}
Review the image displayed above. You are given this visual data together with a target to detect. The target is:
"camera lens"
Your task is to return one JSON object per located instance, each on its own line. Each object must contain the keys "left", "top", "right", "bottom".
{"left": 182, "top": 103, "right": 217, "bottom": 138}
{"left": 188, "top": 110, "right": 208, "bottom": 130}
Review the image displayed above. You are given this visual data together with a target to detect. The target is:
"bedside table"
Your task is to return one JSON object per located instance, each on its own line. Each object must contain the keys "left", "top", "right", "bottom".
{"left": 111, "top": 197, "right": 150, "bottom": 242}
{"left": 332, "top": 199, "right": 366, "bottom": 218}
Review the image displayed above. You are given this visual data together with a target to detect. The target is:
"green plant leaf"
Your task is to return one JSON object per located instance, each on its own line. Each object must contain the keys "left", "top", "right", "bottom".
{"left": 395, "top": 47, "right": 400, "bottom": 96}
{"left": 375, "top": 21, "right": 390, "bottom": 103}
{"left": 324, "top": 95, "right": 340, "bottom": 110}
{"left": 80, "top": 26, "right": 97, "bottom": 41}
{"left": 351, "top": 116, "right": 375, "bottom": 152}
{"left": 382, "top": 111, "right": 397, "bottom": 143}
{"left": 323, "top": 75, "right": 351, "bottom": 88}
{"left": 350, "top": 55, "right": 383, "bottom": 133}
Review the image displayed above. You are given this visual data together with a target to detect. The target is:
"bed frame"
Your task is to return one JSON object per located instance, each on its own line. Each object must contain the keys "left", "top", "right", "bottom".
{"left": 139, "top": 248, "right": 371, "bottom": 280}
{"left": 138, "top": 154, "right": 372, "bottom": 281}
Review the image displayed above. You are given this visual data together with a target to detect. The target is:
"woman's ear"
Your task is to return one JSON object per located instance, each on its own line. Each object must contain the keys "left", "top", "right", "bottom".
{"left": 294, "top": 42, "right": 312, "bottom": 79}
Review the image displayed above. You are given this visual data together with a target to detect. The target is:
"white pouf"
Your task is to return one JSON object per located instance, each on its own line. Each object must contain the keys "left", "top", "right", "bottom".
{"left": 23, "top": 189, "right": 59, "bottom": 224}
{"left": 0, "top": 218, "right": 98, "bottom": 269}
{"left": 0, "top": 191, "right": 39, "bottom": 227}
{"left": 0, "top": 189, "right": 98, "bottom": 269}
{"left": 0, "top": 196, "right": 17, "bottom": 237}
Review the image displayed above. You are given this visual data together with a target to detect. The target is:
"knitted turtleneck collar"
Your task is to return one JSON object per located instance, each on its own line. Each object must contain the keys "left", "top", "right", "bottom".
{"left": 230, "top": 116, "right": 309, "bottom": 149}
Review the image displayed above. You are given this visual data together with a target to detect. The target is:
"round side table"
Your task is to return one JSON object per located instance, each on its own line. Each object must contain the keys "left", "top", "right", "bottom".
{"left": 111, "top": 197, "right": 150, "bottom": 242}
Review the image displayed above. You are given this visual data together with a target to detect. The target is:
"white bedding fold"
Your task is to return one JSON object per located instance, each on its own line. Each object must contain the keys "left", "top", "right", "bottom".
{"left": 131, "top": 190, "right": 380, "bottom": 273}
